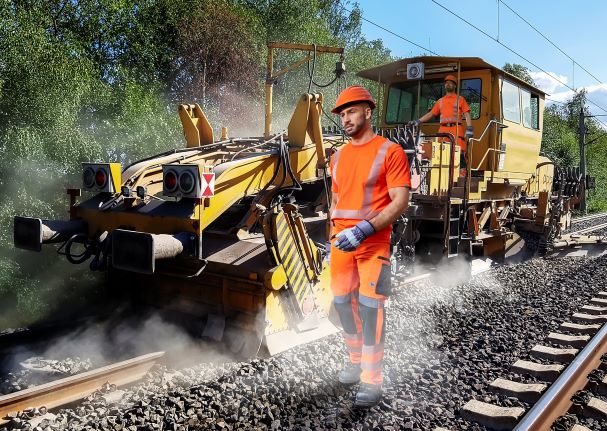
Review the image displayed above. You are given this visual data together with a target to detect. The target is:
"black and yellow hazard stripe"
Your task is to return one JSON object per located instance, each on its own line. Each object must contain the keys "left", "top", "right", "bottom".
{"left": 272, "top": 212, "right": 311, "bottom": 303}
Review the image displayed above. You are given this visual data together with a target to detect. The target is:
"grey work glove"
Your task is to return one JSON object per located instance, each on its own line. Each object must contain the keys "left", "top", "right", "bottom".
{"left": 408, "top": 119, "right": 421, "bottom": 127}
{"left": 324, "top": 241, "right": 331, "bottom": 263}
{"left": 465, "top": 125, "right": 474, "bottom": 139}
{"left": 334, "top": 220, "right": 376, "bottom": 252}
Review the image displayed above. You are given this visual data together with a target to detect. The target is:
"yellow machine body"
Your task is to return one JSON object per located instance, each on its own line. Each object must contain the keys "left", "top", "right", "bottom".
{"left": 13, "top": 52, "right": 587, "bottom": 356}
{"left": 77, "top": 93, "right": 340, "bottom": 356}
{"left": 357, "top": 56, "right": 576, "bottom": 260}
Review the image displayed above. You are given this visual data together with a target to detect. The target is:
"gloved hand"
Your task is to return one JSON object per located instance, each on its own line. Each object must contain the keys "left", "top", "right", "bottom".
{"left": 324, "top": 241, "right": 331, "bottom": 263}
{"left": 465, "top": 125, "right": 474, "bottom": 139}
{"left": 334, "top": 220, "right": 376, "bottom": 252}
{"left": 407, "top": 119, "right": 421, "bottom": 127}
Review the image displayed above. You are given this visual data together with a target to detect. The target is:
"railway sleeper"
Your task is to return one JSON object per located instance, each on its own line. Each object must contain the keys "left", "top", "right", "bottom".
{"left": 460, "top": 399, "right": 525, "bottom": 431}
{"left": 572, "top": 313, "right": 607, "bottom": 324}
{"left": 488, "top": 378, "right": 547, "bottom": 403}
{"left": 546, "top": 332, "right": 591, "bottom": 349}
{"left": 589, "top": 297, "right": 607, "bottom": 307}
{"left": 579, "top": 304, "right": 607, "bottom": 315}
{"left": 530, "top": 344, "right": 578, "bottom": 363}
{"left": 570, "top": 394, "right": 607, "bottom": 421}
{"left": 511, "top": 359, "right": 564, "bottom": 382}
{"left": 559, "top": 321, "right": 602, "bottom": 335}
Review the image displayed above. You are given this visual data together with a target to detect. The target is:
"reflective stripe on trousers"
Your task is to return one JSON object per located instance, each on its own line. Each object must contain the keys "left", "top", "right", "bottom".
{"left": 334, "top": 291, "right": 386, "bottom": 385}
{"left": 331, "top": 139, "right": 393, "bottom": 220}
{"left": 331, "top": 242, "right": 389, "bottom": 385}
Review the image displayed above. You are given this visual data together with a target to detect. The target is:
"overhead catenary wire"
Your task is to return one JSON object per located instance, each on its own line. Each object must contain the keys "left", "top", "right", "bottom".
{"left": 429, "top": 0, "right": 607, "bottom": 116}
{"left": 339, "top": 5, "right": 439, "bottom": 55}
{"left": 334, "top": 2, "right": 607, "bottom": 132}
{"left": 498, "top": 0, "right": 604, "bottom": 85}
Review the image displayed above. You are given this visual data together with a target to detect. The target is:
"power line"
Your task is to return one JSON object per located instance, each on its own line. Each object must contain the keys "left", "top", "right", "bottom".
{"left": 340, "top": 5, "right": 439, "bottom": 56}
{"left": 339, "top": 1, "right": 607, "bottom": 122}
{"left": 498, "top": 0, "right": 603, "bottom": 85}
{"left": 545, "top": 97, "right": 567, "bottom": 106}
{"left": 429, "top": 0, "right": 607, "bottom": 116}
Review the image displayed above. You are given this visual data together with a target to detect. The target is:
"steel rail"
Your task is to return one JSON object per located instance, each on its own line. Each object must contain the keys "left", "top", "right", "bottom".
{"left": 568, "top": 221, "right": 607, "bottom": 236}
{"left": 513, "top": 323, "right": 607, "bottom": 431}
{"left": 0, "top": 351, "right": 164, "bottom": 424}
{"left": 571, "top": 212, "right": 607, "bottom": 224}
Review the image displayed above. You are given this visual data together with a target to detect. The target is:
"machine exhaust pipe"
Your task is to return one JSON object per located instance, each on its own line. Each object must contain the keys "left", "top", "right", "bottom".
{"left": 14, "top": 216, "right": 87, "bottom": 252}
{"left": 111, "top": 229, "right": 193, "bottom": 275}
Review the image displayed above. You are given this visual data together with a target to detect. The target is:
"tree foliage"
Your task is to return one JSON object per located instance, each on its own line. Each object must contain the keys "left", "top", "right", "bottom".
{"left": 0, "top": 0, "right": 393, "bottom": 327}
{"left": 503, "top": 63, "right": 535, "bottom": 86}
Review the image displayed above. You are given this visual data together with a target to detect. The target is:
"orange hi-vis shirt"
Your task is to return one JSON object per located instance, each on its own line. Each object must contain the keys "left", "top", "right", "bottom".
{"left": 431, "top": 93, "right": 471, "bottom": 124}
{"left": 330, "top": 135, "right": 411, "bottom": 244}
{"left": 431, "top": 93, "right": 471, "bottom": 151}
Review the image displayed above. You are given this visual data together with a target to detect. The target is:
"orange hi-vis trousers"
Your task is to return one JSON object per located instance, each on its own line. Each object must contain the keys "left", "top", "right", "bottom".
{"left": 330, "top": 241, "right": 391, "bottom": 386}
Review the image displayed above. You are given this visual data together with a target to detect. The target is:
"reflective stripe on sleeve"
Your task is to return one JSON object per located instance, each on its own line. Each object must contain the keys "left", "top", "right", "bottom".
{"left": 331, "top": 148, "right": 342, "bottom": 190}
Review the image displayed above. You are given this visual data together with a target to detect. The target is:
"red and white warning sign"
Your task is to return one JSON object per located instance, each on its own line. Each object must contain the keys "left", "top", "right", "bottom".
{"left": 201, "top": 172, "right": 215, "bottom": 197}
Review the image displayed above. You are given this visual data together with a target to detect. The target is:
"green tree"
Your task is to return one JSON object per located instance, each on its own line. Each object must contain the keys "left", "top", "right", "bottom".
{"left": 503, "top": 63, "right": 535, "bottom": 86}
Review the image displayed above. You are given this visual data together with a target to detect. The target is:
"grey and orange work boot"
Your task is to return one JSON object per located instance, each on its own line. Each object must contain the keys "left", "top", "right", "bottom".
{"left": 354, "top": 383, "right": 382, "bottom": 408}
{"left": 338, "top": 363, "right": 362, "bottom": 385}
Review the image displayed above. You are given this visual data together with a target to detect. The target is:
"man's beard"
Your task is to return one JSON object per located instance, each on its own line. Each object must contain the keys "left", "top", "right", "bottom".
{"left": 344, "top": 121, "right": 365, "bottom": 137}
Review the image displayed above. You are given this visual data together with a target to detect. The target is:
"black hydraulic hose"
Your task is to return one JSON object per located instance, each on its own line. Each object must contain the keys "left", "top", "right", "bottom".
{"left": 306, "top": 44, "right": 317, "bottom": 93}
{"left": 123, "top": 139, "right": 233, "bottom": 173}
{"left": 312, "top": 75, "right": 338, "bottom": 88}
{"left": 282, "top": 140, "right": 302, "bottom": 193}
{"left": 257, "top": 144, "right": 285, "bottom": 196}
{"left": 64, "top": 233, "right": 93, "bottom": 265}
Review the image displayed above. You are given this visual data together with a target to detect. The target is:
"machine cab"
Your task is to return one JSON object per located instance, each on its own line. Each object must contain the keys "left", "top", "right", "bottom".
{"left": 357, "top": 56, "right": 546, "bottom": 185}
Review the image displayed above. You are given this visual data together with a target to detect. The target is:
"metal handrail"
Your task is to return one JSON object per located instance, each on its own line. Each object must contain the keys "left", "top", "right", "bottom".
{"left": 468, "top": 119, "right": 508, "bottom": 171}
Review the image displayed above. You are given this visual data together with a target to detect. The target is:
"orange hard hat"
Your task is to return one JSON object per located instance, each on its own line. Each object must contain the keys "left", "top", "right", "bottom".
{"left": 332, "top": 86, "right": 376, "bottom": 114}
{"left": 444, "top": 75, "right": 458, "bottom": 85}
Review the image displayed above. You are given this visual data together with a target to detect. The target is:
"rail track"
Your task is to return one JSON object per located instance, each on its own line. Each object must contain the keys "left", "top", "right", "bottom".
{"left": 0, "top": 213, "right": 606, "bottom": 430}
{"left": 0, "top": 352, "right": 164, "bottom": 425}
{"left": 568, "top": 222, "right": 607, "bottom": 237}
{"left": 461, "top": 292, "right": 607, "bottom": 431}
{"left": 570, "top": 213, "right": 607, "bottom": 225}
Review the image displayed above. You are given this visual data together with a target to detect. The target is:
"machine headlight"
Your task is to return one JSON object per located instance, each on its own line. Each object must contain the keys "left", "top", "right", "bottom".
{"left": 179, "top": 171, "right": 196, "bottom": 194}
{"left": 83, "top": 167, "right": 95, "bottom": 189}
{"left": 164, "top": 170, "right": 178, "bottom": 192}
{"left": 81, "top": 163, "right": 121, "bottom": 193}
{"left": 95, "top": 169, "right": 107, "bottom": 188}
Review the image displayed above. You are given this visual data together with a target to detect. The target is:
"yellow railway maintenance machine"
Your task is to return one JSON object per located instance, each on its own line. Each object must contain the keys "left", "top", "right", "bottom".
{"left": 12, "top": 52, "right": 583, "bottom": 356}
{"left": 13, "top": 43, "right": 350, "bottom": 357}
{"left": 356, "top": 56, "right": 582, "bottom": 267}
{"left": 14, "top": 94, "right": 341, "bottom": 356}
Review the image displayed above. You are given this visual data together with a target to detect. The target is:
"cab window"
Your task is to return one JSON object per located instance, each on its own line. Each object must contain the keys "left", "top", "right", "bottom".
{"left": 385, "top": 78, "right": 482, "bottom": 124}
{"left": 502, "top": 80, "right": 521, "bottom": 123}
{"left": 521, "top": 88, "right": 540, "bottom": 129}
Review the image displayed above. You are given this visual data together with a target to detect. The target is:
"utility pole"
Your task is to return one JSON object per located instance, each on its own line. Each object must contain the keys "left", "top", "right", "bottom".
{"left": 578, "top": 107, "right": 587, "bottom": 213}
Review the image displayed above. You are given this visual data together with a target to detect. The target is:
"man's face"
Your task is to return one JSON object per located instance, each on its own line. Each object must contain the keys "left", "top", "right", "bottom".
{"left": 339, "top": 103, "right": 371, "bottom": 137}
{"left": 445, "top": 80, "right": 456, "bottom": 93}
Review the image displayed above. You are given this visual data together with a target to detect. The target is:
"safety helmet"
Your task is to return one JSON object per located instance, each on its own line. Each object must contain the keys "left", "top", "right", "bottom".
{"left": 444, "top": 75, "right": 458, "bottom": 85}
{"left": 332, "top": 86, "right": 376, "bottom": 114}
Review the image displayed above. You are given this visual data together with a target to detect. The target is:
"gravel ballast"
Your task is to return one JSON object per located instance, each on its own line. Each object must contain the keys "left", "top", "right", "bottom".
{"left": 2, "top": 254, "right": 607, "bottom": 431}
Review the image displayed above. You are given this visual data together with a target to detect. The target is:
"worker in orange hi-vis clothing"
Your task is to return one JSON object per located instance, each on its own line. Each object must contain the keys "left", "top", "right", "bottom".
{"left": 412, "top": 75, "right": 474, "bottom": 177}
{"left": 328, "top": 85, "right": 410, "bottom": 408}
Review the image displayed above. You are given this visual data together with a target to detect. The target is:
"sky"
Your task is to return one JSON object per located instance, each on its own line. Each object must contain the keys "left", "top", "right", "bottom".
{"left": 355, "top": 0, "right": 607, "bottom": 119}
